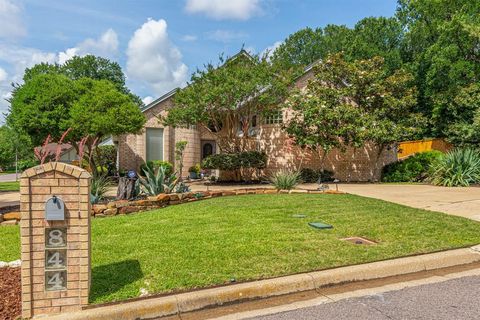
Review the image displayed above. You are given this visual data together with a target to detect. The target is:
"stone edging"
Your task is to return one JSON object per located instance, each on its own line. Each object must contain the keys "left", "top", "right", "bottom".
{"left": 45, "top": 245, "right": 480, "bottom": 320}
{"left": 91, "top": 188, "right": 345, "bottom": 218}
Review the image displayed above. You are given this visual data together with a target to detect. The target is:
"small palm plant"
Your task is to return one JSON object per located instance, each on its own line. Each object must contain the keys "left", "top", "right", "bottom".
{"left": 430, "top": 148, "right": 480, "bottom": 187}
{"left": 270, "top": 170, "right": 302, "bottom": 190}
{"left": 137, "top": 165, "right": 177, "bottom": 195}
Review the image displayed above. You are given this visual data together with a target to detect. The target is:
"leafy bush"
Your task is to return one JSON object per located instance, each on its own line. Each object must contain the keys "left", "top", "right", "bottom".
{"left": 300, "top": 168, "right": 334, "bottom": 183}
{"left": 90, "top": 174, "right": 112, "bottom": 204}
{"left": 140, "top": 160, "right": 173, "bottom": 176}
{"left": 137, "top": 165, "right": 176, "bottom": 195}
{"left": 381, "top": 151, "right": 443, "bottom": 182}
{"left": 94, "top": 145, "right": 117, "bottom": 176}
{"left": 175, "top": 181, "right": 191, "bottom": 193}
{"left": 16, "top": 159, "right": 38, "bottom": 171}
{"left": 430, "top": 148, "right": 480, "bottom": 187}
{"left": 270, "top": 170, "right": 301, "bottom": 190}
{"left": 188, "top": 164, "right": 201, "bottom": 174}
{"left": 201, "top": 151, "right": 267, "bottom": 171}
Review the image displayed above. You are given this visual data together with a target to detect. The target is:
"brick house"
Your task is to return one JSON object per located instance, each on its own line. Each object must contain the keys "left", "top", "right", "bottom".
{"left": 116, "top": 60, "right": 397, "bottom": 182}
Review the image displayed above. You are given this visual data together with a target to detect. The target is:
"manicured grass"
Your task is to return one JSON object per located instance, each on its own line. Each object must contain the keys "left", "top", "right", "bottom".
{"left": 0, "top": 225, "right": 20, "bottom": 262}
{"left": 0, "top": 181, "right": 19, "bottom": 192}
{"left": 1, "top": 194, "right": 479, "bottom": 304}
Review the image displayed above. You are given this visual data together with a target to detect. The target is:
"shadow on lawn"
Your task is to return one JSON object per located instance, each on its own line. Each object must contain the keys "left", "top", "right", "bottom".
{"left": 90, "top": 259, "right": 143, "bottom": 302}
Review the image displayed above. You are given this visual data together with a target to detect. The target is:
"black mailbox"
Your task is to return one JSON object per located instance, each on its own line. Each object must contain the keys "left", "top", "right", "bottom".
{"left": 45, "top": 196, "right": 65, "bottom": 221}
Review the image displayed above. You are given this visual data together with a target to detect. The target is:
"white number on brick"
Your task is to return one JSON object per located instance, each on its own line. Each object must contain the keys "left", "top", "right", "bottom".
{"left": 48, "top": 229, "right": 64, "bottom": 246}
{"left": 46, "top": 271, "right": 66, "bottom": 291}
{"left": 47, "top": 252, "right": 62, "bottom": 267}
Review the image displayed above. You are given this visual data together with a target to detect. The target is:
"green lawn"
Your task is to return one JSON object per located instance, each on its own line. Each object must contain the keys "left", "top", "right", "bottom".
{"left": 0, "top": 181, "right": 19, "bottom": 192}
{"left": 1, "top": 194, "right": 479, "bottom": 304}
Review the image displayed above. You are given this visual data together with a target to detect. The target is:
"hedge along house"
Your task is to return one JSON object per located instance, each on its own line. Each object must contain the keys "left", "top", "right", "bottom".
{"left": 116, "top": 54, "right": 397, "bottom": 182}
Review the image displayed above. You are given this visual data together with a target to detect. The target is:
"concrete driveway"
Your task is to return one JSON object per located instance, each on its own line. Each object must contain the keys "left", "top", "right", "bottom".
{"left": 330, "top": 183, "right": 480, "bottom": 221}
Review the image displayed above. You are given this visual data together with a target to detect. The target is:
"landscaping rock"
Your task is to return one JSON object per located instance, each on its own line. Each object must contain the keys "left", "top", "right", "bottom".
{"left": 222, "top": 191, "right": 236, "bottom": 196}
{"left": 168, "top": 194, "right": 180, "bottom": 201}
{"left": 119, "top": 206, "right": 140, "bottom": 214}
{"left": 115, "top": 200, "right": 130, "bottom": 208}
{"left": 3, "top": 212, "right": 20, "bottom": 221}
{"left": 134, "top": 200, "right": 159, "bottom": 206}
{"left": 1, "top": 220, "right": 18, "bottom": 226}
{"left": 210, "top": 191, "right": 222, "bottom": 197}
{"left": 264, "top": 189, "right": 279, "bottom": 194}
{"left": 107, "top": 201, "right": 117, "bottom": 209}
{"left": 156, "top": 194, "right": 170, "bottom": 202}
{"left": 95, "top": 213, "right": 107, "bottom": 218}
{"left": 235, "top": 190, "right": 247, "bottom": 195}
{"left": 8, "top": 260, "right": 21, "bottom": 268}
{"left": 290, "top": 189, "right": 308, "bottom": 194}
{"left": 92, "top": 204, "right": 107, "bottom": 214}
{"left": 104, "top": 208, "right": 118, "bottom": 216}
{"left": 169, "top": 200, "right": 182, "bottom": 205}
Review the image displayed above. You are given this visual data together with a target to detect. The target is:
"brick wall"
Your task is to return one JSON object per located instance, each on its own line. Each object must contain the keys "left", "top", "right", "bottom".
{"left": 20, "top": 162, "right": 91, "bottom": 318}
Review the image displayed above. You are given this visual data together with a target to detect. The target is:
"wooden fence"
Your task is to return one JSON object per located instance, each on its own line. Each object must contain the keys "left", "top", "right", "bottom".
{"left": 397, "top": 138, "right": 452, "bottom": 159}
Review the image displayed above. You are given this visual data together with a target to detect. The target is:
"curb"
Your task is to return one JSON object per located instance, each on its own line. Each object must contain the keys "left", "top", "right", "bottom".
{"left": 45, "top": 245, "right": 480, "bottom": 320}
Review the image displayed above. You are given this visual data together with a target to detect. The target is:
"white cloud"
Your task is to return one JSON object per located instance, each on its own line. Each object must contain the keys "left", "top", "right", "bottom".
{"left": 0, "top": 67, "right": 7, "bottom": 82}
{"left": 0, "top": 0, "right": 26, "bottom": 39}
{"left": 206, "top": 30, "right": 248, "bottom": 43}
{"left": 181, "top": 34, "right": 198, "bottom": 42}
{"left": 126, "top": 18, "right": 188, "bottom": 95}
{"left": 185, "top": 0, "right": 262, "bottom": 20}
{"left": 261, "top": 40, "right": 282, "bottom": 60}
{"left": 142, "top": 96, "right": 154, "bottom": 105}
{"left": 58, "top": 29, "right": 119, "bottom": 64}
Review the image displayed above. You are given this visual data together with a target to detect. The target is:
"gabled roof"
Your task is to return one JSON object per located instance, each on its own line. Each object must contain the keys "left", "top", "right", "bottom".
{"left": 141, "top": 88, "right": 179, "bottom": 113}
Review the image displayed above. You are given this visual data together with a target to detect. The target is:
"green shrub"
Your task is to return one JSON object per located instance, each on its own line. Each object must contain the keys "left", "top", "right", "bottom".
{"left": 381, "top": 151, "right": 444, "bottom": 182}
{"left": 270, "top": 170, "right": 301, "bottom": 190}
{"left": 94, "top": 145, "right": 117, "bottom": 176}
{"left": 430, "top": 148, "right": 480, "bottom": 187}
{"left": 90, "top": 174, "right": 112, "bottom": 204}
{"left": 137, "top": 165, "right": 177, "bottom": 195}
{"left": 188, "top": 164, "right": 201, "bottom": 174}
{"left": 201, "top": 151, "right": 267, "bottom": 171}
{"left": 300, "top": 168, "right": 334, "bottom": 183}
{"left": 140, "top": 160, "right": 173, "bottom": 176}
{"left": 17, "top": 159, "right": 38, "bottom": 171}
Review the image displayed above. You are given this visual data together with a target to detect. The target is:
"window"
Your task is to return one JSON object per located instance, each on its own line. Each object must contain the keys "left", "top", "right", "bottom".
{"left": 264, "top": 111, "right": 283, "bottom": 125}
{"left": 146, "top": 128, "right": 163, "bottom": 161}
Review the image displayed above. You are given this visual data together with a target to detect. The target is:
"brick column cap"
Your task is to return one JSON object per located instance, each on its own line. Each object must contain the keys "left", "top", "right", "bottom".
{"left": 21, "top": 162, "right": 91, "bottom": 179}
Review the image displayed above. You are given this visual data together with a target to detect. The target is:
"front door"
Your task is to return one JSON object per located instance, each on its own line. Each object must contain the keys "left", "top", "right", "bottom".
{"left": 201, "top": 141, "right": 216, "bottom": 159}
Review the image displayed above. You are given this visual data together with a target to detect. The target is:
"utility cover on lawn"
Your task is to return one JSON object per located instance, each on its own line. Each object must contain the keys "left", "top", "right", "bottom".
{"left": 308, "top": 222, "right": 333, "bottom": 229}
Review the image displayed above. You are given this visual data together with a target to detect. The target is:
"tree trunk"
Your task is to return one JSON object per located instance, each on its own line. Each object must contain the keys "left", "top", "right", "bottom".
{"left": 372, "top": 144, "right": 386, "bottom": 182}
{"left": 117, "top": 177, "right": 137, "bottom": 200}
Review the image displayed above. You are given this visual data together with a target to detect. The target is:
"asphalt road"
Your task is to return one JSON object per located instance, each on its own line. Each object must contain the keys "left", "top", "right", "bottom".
{"left": 247, "top": 275, "right": 480, "bottom": 320}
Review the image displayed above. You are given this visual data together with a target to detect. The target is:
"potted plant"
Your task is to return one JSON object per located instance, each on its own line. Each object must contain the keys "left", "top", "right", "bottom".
{"left": 188, "top": 164, "right": 201, "bottom": 179}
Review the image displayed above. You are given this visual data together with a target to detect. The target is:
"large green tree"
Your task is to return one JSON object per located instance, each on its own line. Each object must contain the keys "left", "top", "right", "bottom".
{"left": 397, "top": 0, "right": 480, "bottom": 144}
{"left": 0, "top": 126, "right": 34, "bottom": 170}
{"left": 165, "top": 51, "right": 290, "bottom": 153}
{"left": 23, "top": 55, "right": 143, "bottom": 107}
{"left": 285, "top": 54, "right": 423, "bottom": 179}
{"left": 8, "top": 71, "right": 145, "bottom": 174}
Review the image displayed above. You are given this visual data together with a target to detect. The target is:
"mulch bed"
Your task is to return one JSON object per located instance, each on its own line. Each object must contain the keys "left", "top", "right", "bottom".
{"left": 0, "top": 267, "right": 21, "bottom": 320}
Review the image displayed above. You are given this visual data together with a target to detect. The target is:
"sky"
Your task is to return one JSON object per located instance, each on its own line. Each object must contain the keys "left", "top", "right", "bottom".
{"left": 0, "top": 0, "right": 398, "bottom": 124}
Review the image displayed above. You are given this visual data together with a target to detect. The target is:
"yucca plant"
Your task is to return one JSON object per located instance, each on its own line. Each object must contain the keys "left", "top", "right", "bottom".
{"left": 430, "top": 148, "right": 480, "bottom": 187}
{"left": 137, "top": 165, "right": 177, "bottom": 195}
{"left": 270, "top": 170, "right": 302, "bottom": 190}
{"left": 90, "top": 174, "right": 112, "bottom": 204}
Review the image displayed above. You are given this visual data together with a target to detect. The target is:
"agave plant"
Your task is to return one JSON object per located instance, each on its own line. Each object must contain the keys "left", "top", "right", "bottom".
{"left": 137, "top": 165, "right": 177, "bottom": 195}
{"left": 90, "top": 174, "right": 112, "bottom": 204}
{"left": 430, "top": 148, "right": 480, "bottom": 187}
{"left": 270, "top": 170, "right": 302, "bottom": 190}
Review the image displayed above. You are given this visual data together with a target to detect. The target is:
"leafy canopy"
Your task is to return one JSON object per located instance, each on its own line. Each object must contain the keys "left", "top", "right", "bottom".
{"left": 165, "top": 51, "right": 290, "bottom": 152}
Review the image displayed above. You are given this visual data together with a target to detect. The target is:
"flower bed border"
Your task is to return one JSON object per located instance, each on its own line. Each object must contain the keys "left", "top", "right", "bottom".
{"left": 91, "top": 188, "right": 345, "bottom": 218}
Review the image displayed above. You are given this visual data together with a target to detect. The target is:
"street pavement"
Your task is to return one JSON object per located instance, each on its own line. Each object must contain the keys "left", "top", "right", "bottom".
{"left": 246, "top": 275, "right": 480, "bottom": 320}
{"left": 0, "top": 173, "right": 18, "bottom": 182}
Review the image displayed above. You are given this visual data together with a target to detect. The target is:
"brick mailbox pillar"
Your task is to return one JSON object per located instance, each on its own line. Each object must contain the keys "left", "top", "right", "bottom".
{"left": 20, "top": 162, "right": 91, "bottom": 318}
